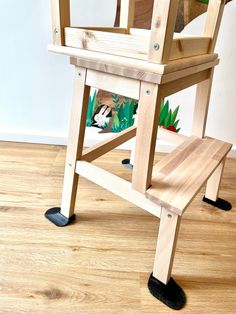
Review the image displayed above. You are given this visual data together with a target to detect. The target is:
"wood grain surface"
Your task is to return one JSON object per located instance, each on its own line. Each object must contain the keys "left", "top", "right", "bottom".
{"left": 146, "top": 136, "right": 232, "bottom": 215}
{"left": 115, "top": 0, "right": 231, "bottom": 32}
{"left": 0, "top": 141, "right": 235, "bottom": 313}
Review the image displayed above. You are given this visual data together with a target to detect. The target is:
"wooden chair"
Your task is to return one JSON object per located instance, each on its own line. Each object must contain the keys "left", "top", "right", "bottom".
{"left": 45, "top": 0, "right": 232, "bottom": 310}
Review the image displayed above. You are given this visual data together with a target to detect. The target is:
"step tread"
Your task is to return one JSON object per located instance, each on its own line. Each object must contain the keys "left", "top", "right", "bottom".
{"left": 146, "top": 136, "right": 232, "bottom": 215}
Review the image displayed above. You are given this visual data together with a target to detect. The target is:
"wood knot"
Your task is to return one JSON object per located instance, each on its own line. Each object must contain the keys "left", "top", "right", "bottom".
{"left": 155, "top": 17, "right": 161, "bottom": 28}
{"left": 36, "top": 288, "right": 67, "bottom": 300}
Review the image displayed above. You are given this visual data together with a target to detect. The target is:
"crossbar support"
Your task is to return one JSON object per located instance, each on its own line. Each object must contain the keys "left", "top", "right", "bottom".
{"left": 82, "top": 126, "right": 136, "bottom": 162}
{"left": 75, "top": 160, "right": 161, "bottom": 218}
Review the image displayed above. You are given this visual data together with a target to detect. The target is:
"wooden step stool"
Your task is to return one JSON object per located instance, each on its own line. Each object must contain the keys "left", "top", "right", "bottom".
{"left": 45, "top": 0, "right": 232, "bottom": 310}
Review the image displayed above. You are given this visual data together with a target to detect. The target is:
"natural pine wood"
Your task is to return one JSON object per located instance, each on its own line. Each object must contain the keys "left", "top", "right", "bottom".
{"left": 0, "top": 141, "right": 235, "bottom": 313}
{"left": 205, "top": 157, "right": 226, "bottom": 202}
{"left": 120, "top": 0, "right": 136, "bottom": 30}
{"left": 204, "top": 0, "right": 226, "bottom": 53}
{"left": 51, "top": 0, "right": 70, "bottom": 45}
{"left": 192, "top": 68, "right": 214, "bottom": 137}
{"left": 148, "top": 0, "right": 180, "bottom": 63}
{"left": 65, "top": 27, "right": 211, "bottom": 62}
{"left": 75, "top": 161, "right": 161, "bottom": 218}
{"left": 153, "top": 208, "right": 181, "bottom": 284}
{"left": 115, "top": 0, "right": 226, "bottom": 32}
{"left": 60, "top": 67, "right": 90, "bottom": 218}
{"left": 132, "top": 82, "right": 161, "bottom": 193}
{"left": 52, "top": 0, "right": 227, "bottom": 65}
{"left": 146, "top": 136, "right": 232, "bottom": 215}
{"left": 82, "top": 126, "right": 136, "bottom": 162}
{"left": 86, "top": 69, "right": 140, "bottom": 100}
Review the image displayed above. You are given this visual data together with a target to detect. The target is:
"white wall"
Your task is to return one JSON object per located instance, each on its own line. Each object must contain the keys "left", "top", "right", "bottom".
{"left": 0, "top": 0, "right": 116, "bottom": 145}
{"left": 169, "top": 3, "right": 236, "bottom": 148}
{"left": 0, "top": 0, "right": 235, "bottom": 149}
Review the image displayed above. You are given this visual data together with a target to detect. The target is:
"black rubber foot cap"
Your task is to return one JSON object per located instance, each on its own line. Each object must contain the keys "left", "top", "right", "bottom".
{"left": 45, "top": 207, "right": 76, "bottom": 227}
{"left": 148, "top": 273, "right": 186, "bottom": 310}
{"left": 121, "top": 159, "right": 133, "bottom": 169}
{"left": 202, "top": 196, "right": 232, "bottom": 211}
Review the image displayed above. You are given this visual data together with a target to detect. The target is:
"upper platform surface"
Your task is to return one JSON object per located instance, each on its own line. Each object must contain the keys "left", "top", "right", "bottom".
{"left": 48, "top": 44, "right": 219, "bottom": 85}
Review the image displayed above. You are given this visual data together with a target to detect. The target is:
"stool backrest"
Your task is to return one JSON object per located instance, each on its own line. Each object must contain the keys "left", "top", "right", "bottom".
{"left": 117, "top": 0, "right": 226, "bottom": 63}
{"left": 115, "top": 0, "right": 207, "bottom": 32}
{"left": 51, "top": 0, "right": 226, "bottom": 64}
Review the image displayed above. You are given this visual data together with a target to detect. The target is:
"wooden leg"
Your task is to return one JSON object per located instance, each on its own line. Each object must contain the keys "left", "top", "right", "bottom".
{"left": 192, "top": 68, "right": 214, "bottom": 138}
{"left": 205, "top": 158, "right": 226, "bottom": 202}
{"left": 60, "top": 67, "right": 90, "bottom": 218}
{"left": 153, "top": 208, "right": 181, "bottom": 284}
{"left": 132, "top": 82, "right": 162, "bottom": 193}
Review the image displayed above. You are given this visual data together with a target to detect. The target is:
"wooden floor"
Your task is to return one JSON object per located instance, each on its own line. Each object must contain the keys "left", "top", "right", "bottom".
{"left": 0, "top": 141, "right": 235, "bottom": 314}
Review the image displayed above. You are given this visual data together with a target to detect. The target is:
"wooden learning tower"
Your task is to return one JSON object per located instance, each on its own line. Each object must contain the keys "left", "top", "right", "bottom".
{"left": 45, "top": 0, "right": 232, "bottom": 310}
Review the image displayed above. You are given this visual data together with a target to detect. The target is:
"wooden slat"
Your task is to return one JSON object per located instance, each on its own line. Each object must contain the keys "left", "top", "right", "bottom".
{"left": 116, "top": 0, "right": 208, "bottom": 33}
{"left": 86, "top": 69, "right": 140, "bottom": 100}
{"left": 146, "top": 136, "right": 232, "bottom": 215}
{"left": 205, "top": 157, "right": 226, "bottom": 202}
{"left": 160, "top": 59, "right": 218, "bottom": 84}
{"left": 75, "top": 161, "right": 161, "bottom": 218}
{"left": 65, "top": 28, "right": 211, "bottom": 62}
{"left": 49, "top": 44, "right": 218, "bottom": 77}
{"left": 82, "top": 126, "right": 136, "bottom": 162}
{"left": 148, "top": 0, "right": 179, "bottom": 64}
{"left": 153, "top": 208, "right": 181, "bottom": 284}
{"left": 160, "top": 69, "right": 210, "bottom": 97}
{"left": 132, "top": 82, "right": 161, "bottom": 193}
{"left": 204, "top": 0, "right": 226, "bottom": 53}
{"left": 51, "top": 0, "right": 70, "bottom": 45}
{"left": 171, "top": 36, "right": 210, "bottom": 61}
{"left": 70, "top": 52, "right": 217, "bottom": 86}
{"left": 120, "top": 0, "right": 136, "bottom": 31}
{"left": 65, "top": 27, "right": 148, "bottom": 60}
{"left": 162, "top": 53, "right": 218, "bottom": 74}
{"left": 131, "top": 28, "right": 211, "bottom": 58}
{"left": 60, "top": 67, "right": 90, "bottom": 218}
{"left": 183, "top": 0, "right": 207, "bottom": 27}
{"left": 192, "top": 68, "right": 214, "bottom": 138}
{"left": 73, "top": 27, "right": 128, "bottom": 34}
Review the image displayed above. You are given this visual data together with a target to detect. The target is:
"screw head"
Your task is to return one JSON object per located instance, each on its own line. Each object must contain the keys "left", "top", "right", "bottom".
{"left": 55, "top": 28, "right": 60, "bottom": 36}
{"left": 167, "top": 214, "right": 172, "bottom": 218}
{"left": 146, "top": 89, "right": 151, "bottom": 95}
{"left": 153, "top": 43, "right": 160, "bottom": 51}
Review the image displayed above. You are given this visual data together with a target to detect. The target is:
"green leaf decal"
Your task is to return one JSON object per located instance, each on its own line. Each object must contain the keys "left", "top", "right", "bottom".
{"left": 159, "top": 100, "right": 169, "bottom": 126}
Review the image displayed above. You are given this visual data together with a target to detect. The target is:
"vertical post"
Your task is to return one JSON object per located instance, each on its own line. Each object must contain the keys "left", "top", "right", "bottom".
{"left": 51, "top": 0, "right": 70, "bottom": 46}
{"left": 120, "top": 0, "right": 135, "bottom": 32}
{"left": 204, "top": 0, "right": 226, "bottom": 53}
{"left": 132, "top": 82, "right": 162, "bottom": 194}
{"left": 153, "top": 208, "right": 181, "bottom": 284}
{"left": 148, "top": 0, "right": 179, "bottom": 64}
{"left": 192, "top": 68, "right": 214, "bottom": 138}
{"left": 205, "top": 158, "right": 226, "bottom": 202}
{"left": 60, "top": 67, "right": 90, "bottom": 218}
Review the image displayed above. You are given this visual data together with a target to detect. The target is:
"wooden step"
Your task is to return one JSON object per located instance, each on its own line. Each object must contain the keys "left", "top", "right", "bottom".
{"left": 146, "top": 136, "right": 232, "bottom": 216}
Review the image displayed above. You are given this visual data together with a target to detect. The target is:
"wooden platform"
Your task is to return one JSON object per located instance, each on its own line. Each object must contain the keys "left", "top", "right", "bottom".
{"left": 0, "top": 142, "right": 235, "bottom": 314}
{"left": 146, "top": 136, "right": 232, "bottom": 215}
{"left": 48, "top": 44, "right": 219, "bottom": 85}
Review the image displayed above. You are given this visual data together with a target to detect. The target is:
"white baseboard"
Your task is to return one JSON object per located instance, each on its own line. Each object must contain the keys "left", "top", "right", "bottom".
{"left": 0, "top": 129, "right": 235, "bottom": 156}
{"left": 0, "top": 131, "right": 67, "bottom": 145}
